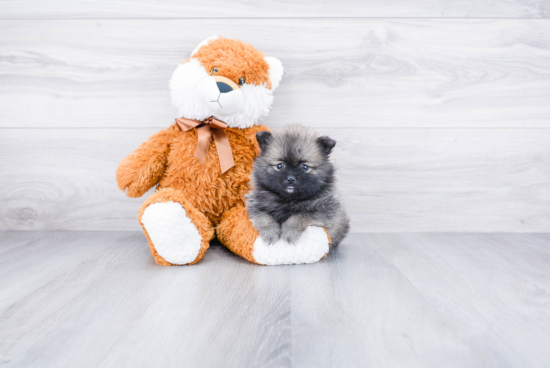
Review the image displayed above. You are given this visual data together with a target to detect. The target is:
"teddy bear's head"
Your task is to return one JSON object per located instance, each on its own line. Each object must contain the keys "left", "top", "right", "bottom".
{"left": 169, "top": 36, "right": 284, "bottom": 129}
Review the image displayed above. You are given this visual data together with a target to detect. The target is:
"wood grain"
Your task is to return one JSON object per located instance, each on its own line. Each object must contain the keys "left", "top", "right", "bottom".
{"left": 1, "top": 0, "right": 549, "bottom": 19}
{"left": 2, "top": 231, "right": 550, "bottom": 367}
{"left": 290, "top": 233, "right": 550, "bottom": 368}
{"left": 0, "top": 231, "right": 138, "bottom": 312}
{"left": 0, "top": 231, "right": 291, "bottom": 368}
{"left": 1, "top": 128, "right": 549, "bottom": 232}
{"left": 2, "top": 19, "right": 550, "bottom": 128}
{"left": 324, "top": 128, "right": 550, "bottom": 232}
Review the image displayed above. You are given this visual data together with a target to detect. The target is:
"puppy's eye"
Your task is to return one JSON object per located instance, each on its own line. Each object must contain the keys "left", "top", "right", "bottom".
{"left": 301, "top": 164, "right": 309, "bottom": 172}
{"left": 274, "top": 163, "right": 284, "bottom": 171}
{"left": 211, "top": 67, "right": 218, "bottom": 75}
{"left": 238, "top": 77, "right": 246, "bottom": 86}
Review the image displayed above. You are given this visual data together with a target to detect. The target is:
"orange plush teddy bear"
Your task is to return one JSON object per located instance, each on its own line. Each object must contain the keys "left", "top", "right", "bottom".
{"left": 116, "top": 36, "right": 331, "bottom": 266}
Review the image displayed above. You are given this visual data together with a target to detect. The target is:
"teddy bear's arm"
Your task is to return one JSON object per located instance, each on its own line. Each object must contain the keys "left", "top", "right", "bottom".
{"left": 116, "top": 129, "right": 173, "bottom": 197}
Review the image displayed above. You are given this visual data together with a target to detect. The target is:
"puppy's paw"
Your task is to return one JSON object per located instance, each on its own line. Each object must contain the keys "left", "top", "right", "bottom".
{"left": 281, "top": 223, "right": 306, "bottom": 245}
{"left": 282, "top": 231, "right": 301, "bottom": 244}
{"left": 258, "top": 225, "right": 282, "bottom": 245}
{"left": 281, "top": 216, "right": 311, "bottom": 245}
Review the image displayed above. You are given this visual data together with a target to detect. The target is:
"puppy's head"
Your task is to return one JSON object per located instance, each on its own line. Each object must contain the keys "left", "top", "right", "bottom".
{"left": 170, "top": 36, "right": 284, "bottom": 128}
{"left": 254, "top": 125, "right": 336, "bottom": 200}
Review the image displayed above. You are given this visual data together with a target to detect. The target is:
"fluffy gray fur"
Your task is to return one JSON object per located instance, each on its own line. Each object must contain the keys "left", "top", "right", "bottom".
{"left": 246, "top": 125, "right": 350, "bottom": 246}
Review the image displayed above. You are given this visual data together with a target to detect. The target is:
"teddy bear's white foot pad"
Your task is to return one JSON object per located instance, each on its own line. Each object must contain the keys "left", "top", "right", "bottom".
{"left": 252, "top": 226, "right": 329, "bottom": 265}
{"left": 141, "top": 201, "right": 202, "bottom": 265}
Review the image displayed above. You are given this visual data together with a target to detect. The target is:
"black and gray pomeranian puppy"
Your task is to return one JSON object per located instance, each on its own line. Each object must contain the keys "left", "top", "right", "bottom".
{"left": 246, "top": 125, "right": 349, "bottom": 246}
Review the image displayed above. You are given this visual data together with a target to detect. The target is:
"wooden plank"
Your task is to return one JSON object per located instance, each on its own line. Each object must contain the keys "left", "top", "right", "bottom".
{"left": 1, "top": 0, "right": 548, "bottom": 19}
{"left": 0, "top": 231, "right": 141, "bottom": 311}
{"left": 290, "top": 233, "right": 550, "bottom": 368}
{"left": 99, "top": 245, "right": 290, "bottom": 368}
{"left": 291, "top": 235, "right": 483, "bottom": 368}
{"left": 2, "top": 19, "right": 550, "bottom": 128}
{"left": 374, "top": 233, "right": 550, "bottom": 367}
{"left": 1, "top": 127, "right": 549, "bottom": 232}
{"left": 2, "top": 231, "right": 550, "bottom": 367}
{"left": 0, "top": 231, "right": 291, "bottom": 368}
{"left": 325, "top": 128, "right": 550, "bottom": 232}
{"left": 0, "top": 129, "right": 155, "bottom": 232}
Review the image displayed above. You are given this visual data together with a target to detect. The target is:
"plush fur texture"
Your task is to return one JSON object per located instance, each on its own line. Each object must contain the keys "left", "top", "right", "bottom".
{"left": 137, "top": 187, "right": 215, "bottom": 265}
{"left": 169, "top": 36, "right": 283, "bottom": 129}
{"left": 217, "top": 206, "right": 259, "bottom": 264}
{"left": 141, "top": 201, "right": 203, "bottom": 264}
{"left": 246, "top": 125, "right": 350, "bottom": 246}
{"left": 118, "top": 38, "right": 333, "bottom": 265}
{"left": 252, "top": 226, "right": 330, "bottom": 265}
{"left": 193, "top": 37, "right": 273, "bottom": 89}
{"left": 120, "top": 123, "right": 268, "bottom": 224}
{"left": 216, "top": 206, "right": 330, "bottom": 265}
{"left": 117, "top": 36, "right": 292, "bottom": 265}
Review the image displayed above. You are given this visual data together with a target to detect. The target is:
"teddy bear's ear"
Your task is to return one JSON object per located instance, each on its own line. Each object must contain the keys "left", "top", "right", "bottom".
{"left": 190, "top": 35, "right": 219, "bottom": 56}
{"left": 264, "top": 56, "right": 284, "bottom": 91}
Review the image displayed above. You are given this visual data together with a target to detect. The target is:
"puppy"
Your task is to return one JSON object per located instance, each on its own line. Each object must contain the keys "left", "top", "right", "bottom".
{"left": 246, "top": 125, "right": 349, "bottom": 246}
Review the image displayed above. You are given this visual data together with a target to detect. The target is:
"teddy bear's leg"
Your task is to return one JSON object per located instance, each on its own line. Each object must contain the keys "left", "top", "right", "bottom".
{"left": 138, "top": 188, "right": 214, "bottom": 266}
{"left": 217, "top": 206, "right": 330, "bottom": 265}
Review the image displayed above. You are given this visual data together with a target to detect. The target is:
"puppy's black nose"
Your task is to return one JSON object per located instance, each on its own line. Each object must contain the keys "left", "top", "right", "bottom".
{"left": 286, "top": 176, "right": 296, "bottom": 183}
{"left": 216, "top": 81, "right": 233, "bottom": 93}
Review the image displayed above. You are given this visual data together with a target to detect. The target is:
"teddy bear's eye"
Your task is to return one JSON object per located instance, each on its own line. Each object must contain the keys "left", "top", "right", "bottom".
{"left": 211, "top": 67, "right": 218, "bottom": 75}
{"left": 274, "top": 162, "right": 284, "bottom": 171}
{"left": 239, "top": 77, "right": 246, "bottom": 86}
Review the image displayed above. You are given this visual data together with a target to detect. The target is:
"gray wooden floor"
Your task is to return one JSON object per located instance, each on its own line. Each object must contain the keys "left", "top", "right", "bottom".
{"left": 1, "top": 232, "right": 550, "bottom": 367}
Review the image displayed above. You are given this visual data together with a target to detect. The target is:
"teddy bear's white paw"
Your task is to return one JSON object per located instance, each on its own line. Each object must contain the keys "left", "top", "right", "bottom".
{"left": 252, "top": 226, "right": 329, "bottom": 265}
{"left": 141, "top": 201, "right": 202, "bottom": 264}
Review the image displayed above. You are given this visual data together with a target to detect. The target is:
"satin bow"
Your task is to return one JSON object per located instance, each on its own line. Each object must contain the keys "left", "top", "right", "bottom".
{"left": 175, "top": 116, "right": 235, "bottom": 174}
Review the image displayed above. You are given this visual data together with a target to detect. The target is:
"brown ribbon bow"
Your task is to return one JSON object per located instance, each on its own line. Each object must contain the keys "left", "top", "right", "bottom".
{"left": 175, "top": 116, "right": 235, "bottom": 174}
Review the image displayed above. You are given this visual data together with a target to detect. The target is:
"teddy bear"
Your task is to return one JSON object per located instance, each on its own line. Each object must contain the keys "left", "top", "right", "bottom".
{"left": 116, "top": 36, "right": 331, "bottom": 266}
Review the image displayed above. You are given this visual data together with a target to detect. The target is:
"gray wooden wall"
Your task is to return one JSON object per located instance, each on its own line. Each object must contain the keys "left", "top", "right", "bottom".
{"left": 1, "top": 1, "right": 550, "bottom": 232}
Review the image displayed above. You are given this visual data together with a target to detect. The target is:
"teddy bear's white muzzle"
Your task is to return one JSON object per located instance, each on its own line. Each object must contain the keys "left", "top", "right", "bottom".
{"left": 195, "top": 76, "right": 244, "bottom": 117}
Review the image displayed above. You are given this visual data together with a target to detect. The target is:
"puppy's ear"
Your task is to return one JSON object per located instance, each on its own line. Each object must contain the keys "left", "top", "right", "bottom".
{"left": 316, "top": 136, "right": 336, "bottom": 156}
{"left": 256, "top": 131, "right": 273, "bottom": 151}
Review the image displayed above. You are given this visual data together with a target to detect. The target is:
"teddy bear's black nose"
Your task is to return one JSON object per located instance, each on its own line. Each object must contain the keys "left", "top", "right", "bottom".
{"left": 216, "top": 81, "right": 233, "bottom": 93}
